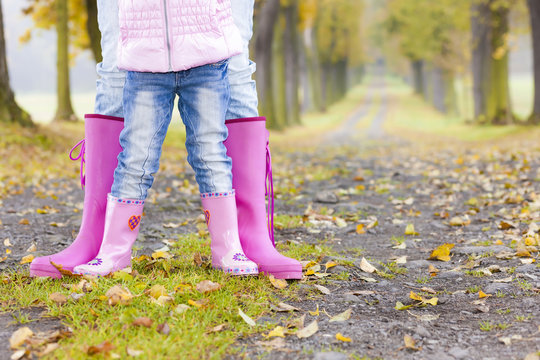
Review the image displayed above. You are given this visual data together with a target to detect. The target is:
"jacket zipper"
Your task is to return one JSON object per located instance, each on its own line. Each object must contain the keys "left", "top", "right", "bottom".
{"left": 162, "top": 0, "right": 172, "bottom": 71}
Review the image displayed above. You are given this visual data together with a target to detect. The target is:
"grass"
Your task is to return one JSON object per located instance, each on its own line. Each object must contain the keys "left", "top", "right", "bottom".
{"left": 0, "top": 236, "right": 339, "bottom": 359}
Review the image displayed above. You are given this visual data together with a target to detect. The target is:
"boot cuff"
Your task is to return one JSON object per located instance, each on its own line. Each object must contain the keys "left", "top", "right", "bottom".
{"left": 108, "top": 194, "right": 145, "bottom": 205}
{"left": 200, "top": 190, "right": 235, "bottom": 199}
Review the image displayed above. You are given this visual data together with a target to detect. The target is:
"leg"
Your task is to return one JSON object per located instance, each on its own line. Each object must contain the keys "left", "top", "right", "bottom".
{"left": 227, "top": 0, "right": 258, "bottom": 119}
{"left": 94, "top": 0, "right": 125, "bottom": 117}
{"left": 74, "top": 72, "right": 175, "bottom": 276}
{"left": 178, "top": 62, "right": 257, "bottom": 275}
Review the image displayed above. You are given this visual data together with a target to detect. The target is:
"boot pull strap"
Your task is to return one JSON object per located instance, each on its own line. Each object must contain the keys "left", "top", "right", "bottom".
{"left": 265, "top": 141, "right": 275, "bottom": 247}
{"left": 69, "top": 139, "right": 85, "bottom": 189}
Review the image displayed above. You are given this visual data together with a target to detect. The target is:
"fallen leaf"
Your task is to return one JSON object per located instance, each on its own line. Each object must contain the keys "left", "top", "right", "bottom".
{"left": 309, "top": 304, "right": 320, "bottom": 316}
{"left": 49, "top": 292, "right": 67, "bottom": 305}
{"left": 20, "top": 255, "right": 34, "bottom": 265}
{"left": 10, "top": 349, "right": 27, "bottom": 360}
{"left": 403, "top": 335, "right": 420, "bottom": 351}
{"left": 346, "top": 290, "right": 375, "bottom": 296}
{"left": 126, "top": 347, "right": 144, "bottom": 357}
{"left": 296, "top": 320, "right": 318, "bottom": 339}
{"left": 356, "top": 224, "right": 366, "bottom": 234}
{"left": 19, "top": 219, "right": 29, "bottom": 225}
{"left": 9, "top": 327, "right": 33, "bottom": 349}
{"left": 428, "top": 243, "right": 455, "bottom": 262}
{"left": 4, "top": 238, "right": 12, "bottom": 246}
{"left": 329, "top": 308, "right": 352, "bottom": 322}
{"left": 87, "top": 341, "right": 115, "bottom": 355}
{"left": 174, "top": 304, "right": 191, "bottom": 314}
{"left": 359, "top": 257, "right": 378, "bottom": 273}
{"left": 238, "top": 308, "right": 256, "bottom": 326}
{"left": 335, "top": 333, "right": 352, "bottom": 342}
{"left": 196, "top": 280, "right": 222, "bottom": 294}
{"left": 151, "top": 251, "right": 172, "bottom": 260}
{"left": 287, "top": 314, "right": 305, "bottom": 329}
{"left": 50, "top": 261, "right": 82, "bottom": 278}
{"left": 188, "top": 298, "right": 209, "bottom": 309}
{"left": 148, "top": 285, "right": 167, "bottom": 299}
{"left": 313, "top": 284, "right": 331, "bottom": 295}
{"left": 394, "top": 255, "right": 407, "bottom": 264}
{"left": 325, "top": 261, "right": 338, "bottom": 269}
{"left": 271, "top": 302, "right": 299, "bottom": 312}
{"left": 478, "top": 290, "right": 492, "bottom": 299}
{"left": 202, "top": 324, "right": 225, "bottom": 335}
{"left": 132, "top": 317, "right": 153, "bottom": 328}
{"left": 105, "top": 285, "right": 133, "bottom": 305}
{"left": 404, "top": 223, "right": 418, "bottom": 236}
{"left": 264, "top": 326, "right": 286, "bottom": 338}
{"left": 156, "top": 322, "right": 170, "bottom": 335}
{"left": 269, "top": 275, "right": 288, "bottom": 289}
{"left": 395, "top": 301, "right": 413, "bottom": 310}
{"left": 499, "top": 221, "right": 517, "bottom": 230}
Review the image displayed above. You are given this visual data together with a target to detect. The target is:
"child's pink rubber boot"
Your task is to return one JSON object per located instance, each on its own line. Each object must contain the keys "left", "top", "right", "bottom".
{"left": 73, "top": 194, "right": 144, "bottom": 276}
{"left": 201, "top": 191, "right": 258, "bottom": 275}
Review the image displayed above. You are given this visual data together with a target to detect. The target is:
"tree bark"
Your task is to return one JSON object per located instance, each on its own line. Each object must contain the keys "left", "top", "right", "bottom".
{"left": 470, "top": 0, "right": 512, "bottom": 124}
{"left": 411, "top": 60, "right": 424, "bottom": 95}
{"left": 527, "top": 0, "right": 540, "bottom": 124}
{"left": 54, "top": 0, "right": 76, "bottom": 122}
{"left": 85, "top": 0, "right": 102, "bottom": 63}
{"left": 254, "top": 0, "right": 280, "bottom": 128}
{"left": 0, "top": 0, "right": 32, "bottom": 126}
{"left": 283, "top": 1, "right": 300, "bottom": 125}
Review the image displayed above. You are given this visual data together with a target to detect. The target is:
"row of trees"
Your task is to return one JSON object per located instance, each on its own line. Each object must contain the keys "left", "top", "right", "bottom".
{"left": 379, "top": 0, "right": 540, "bottom": 125}
{"left": 0, "top": 0, "right": 366, "bottom": 129}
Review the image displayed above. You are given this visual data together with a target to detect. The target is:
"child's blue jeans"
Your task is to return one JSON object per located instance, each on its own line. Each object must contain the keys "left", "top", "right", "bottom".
{"left": 111, "top": 60, "right": 232, "bottom": 200}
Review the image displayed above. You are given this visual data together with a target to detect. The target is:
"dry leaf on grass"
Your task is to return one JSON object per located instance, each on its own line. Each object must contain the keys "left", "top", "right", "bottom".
{"left": 132, "top": 317, "right": 153, "bottom": 328}
{"left": 87, "top": 341, "right": 115, "bottom": 355}
{"left": 238, "top": 308, "right": 256, "bottom": 326}
{"left": 296, "top": 320, "right": 318, "bottom": 339}
{"left": 148, "top": 285, "right": 167, "bottom": 299}
{"left": 206, "top": 324, "right": 227, "bottom": 333}
{"left": 156, "top": 322, "right": 170, "bottom": 335}
{"left": 105, "top": 285, "right": 133, "bottom": 306}
{"left": 269, "top": 275, "right": 288, "bottom": 289}
{"left": 19, "top": 255, "right": 34, "bottom": 265}
{"left": 49, "top": 292, "right": 67, "bottom": 305}
{"left": 196, "top": 280, "right": 221, "bottom": 293}
{"left": 126, "top": 347, "right": 144, "bottom": 357}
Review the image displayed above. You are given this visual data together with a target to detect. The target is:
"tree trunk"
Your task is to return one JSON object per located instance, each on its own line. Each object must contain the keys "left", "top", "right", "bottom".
{"left": 304, "top": 28, "right": 323, "bottom": 112}
{"left": 0, "top": 0, "right": 32, "bottom": 126}
{"left": 411, "top": 60, "right": 424, "bottom": 95}
{"left": 470, "top": 0, "right": 512, "bottom": 124}
{"left": 527, "top": 0, "right": 540, "bottom": 123}
{"left": 85, "top": 0, "right": 102, "bottom": 63}
{"left": 432, "top": 65, "right": 446, "bottom": 113}
{"left": 254, "top": 0, "right": 280, "bottom": 129}
{"left": 283, "top": 1, "right": 300, "bottom": 125}
{"left": 54, "top": 0, "right": 76, "bottom": 122}
{"left": 335, "top": 60, "right": 348, "bottom": 101}
{"left": 422, "top": 62, "right": 433, "bottom": 104}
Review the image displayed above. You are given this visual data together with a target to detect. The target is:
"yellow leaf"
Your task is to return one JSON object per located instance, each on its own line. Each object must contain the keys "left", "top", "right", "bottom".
{"left": 494, "top": 239, "right": 504, "bottom": 245}
{"left": 148, "top": 285, "right": 168, "bottom": 299}
{"left": 409, "top": 291, "right": 423, "bottom": 302}
{"left": 429, "top": 243, "right": 455, "bottom": 262}
{"left": 20, "top": 255, "right": 34, "bottom": 265}
{"left": 404, "top": 223, "right": 418, "bottom": 235}
{"left": 325, "top": 261, "right": 338, "bottom": 269}
{"left": 428, "top": 264, "right": 439, "bottom": 276}
{"left": 404, "top": 335, "right": 420, "bottom": 350}
{"left": 329, "top": 308, "right": 352, "bottom": 322}
{"left": 269, "top": 275, "right": 288, "bottom": 289}
{"left": 335, "top": 333, "right": 352, "bottom": 342}
{"left": 9, "top": 327, "right": 33, "bottom": 349}
{"left": 19, "top": 219, "right": 29, "bottom": 225}
{"left": 309, "top": 304, "right": 320, "bottom": 316}
{"left": 478, "top": 290, "right": 492, "bottom": 299}
{"left": 356, "top": 224, "right": 366, "bottom": 234}
{"left": 424, "top": 297, "right": 438, "bottom": 306}
{"left": 264, "top": 326, "right": 286, "bottom": 338}
{"left": 151, "top": 251, "right": 172, "bottom": 260}
{"left": 105, "top": 285, "right": 133, "bottom": 305}
{"left": 395, "top": 301, "right": 413, "bottom": 310}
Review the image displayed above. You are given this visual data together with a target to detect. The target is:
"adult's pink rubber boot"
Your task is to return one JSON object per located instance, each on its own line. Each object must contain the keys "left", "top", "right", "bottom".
{"left": 201, "top": 191, "right": 258, "bottom": 275}
{"left": 73, "top": 194, "right": 144, "bottom": 276}
{"left": 29, "top": 115, "right": 124, "bottom": 278}
{"left": 224, "top": 117, "right": 302, "bottom": 279}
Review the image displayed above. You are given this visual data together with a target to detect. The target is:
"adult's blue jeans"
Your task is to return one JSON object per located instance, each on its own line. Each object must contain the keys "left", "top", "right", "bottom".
{"left": 94, "top": 0, "right": 258, "bottom": 119}
{"left": 110, "top": 61, "right": 233, "bottom": 200}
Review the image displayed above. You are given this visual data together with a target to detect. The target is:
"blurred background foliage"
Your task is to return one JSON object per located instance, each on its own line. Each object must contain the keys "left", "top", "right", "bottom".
{"left": 0, "top": 0, "right": 538, "bottom": 129}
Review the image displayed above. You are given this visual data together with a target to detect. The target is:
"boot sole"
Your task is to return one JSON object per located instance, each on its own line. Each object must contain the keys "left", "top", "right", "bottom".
{"left": 29, "top": 265, "right": 62, "bottom": 279}
{"left": 262, "top": 270, "right": 303, "bottom": 280}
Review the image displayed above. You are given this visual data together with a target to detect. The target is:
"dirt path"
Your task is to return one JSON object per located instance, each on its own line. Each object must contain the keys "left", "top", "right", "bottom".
{"left": 1, "top": 78, "right": 539, "bottom": 359}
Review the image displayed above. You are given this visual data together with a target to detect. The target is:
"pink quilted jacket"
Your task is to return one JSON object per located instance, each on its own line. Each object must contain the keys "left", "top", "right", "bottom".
{"left": 117, "top": 0, "right": 242, "bottom": 73}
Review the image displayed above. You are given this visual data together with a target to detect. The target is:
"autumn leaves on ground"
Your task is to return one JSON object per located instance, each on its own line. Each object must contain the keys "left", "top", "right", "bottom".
{"left": 1, "top": 77, "right": 540, "bottom": 360}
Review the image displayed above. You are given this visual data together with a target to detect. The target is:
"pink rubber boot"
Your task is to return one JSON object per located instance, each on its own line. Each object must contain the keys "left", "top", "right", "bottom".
{"left": 224, "top": 117, "right": 302, "bottom": 279}
{"left": 73, "top": 194, "right": 144, "bottom": 276}
{"left": 30, "top": 115, "right": 124, "bottom": 278}
{"left": 201, "top": 191, "right": 258, "bottom": 275}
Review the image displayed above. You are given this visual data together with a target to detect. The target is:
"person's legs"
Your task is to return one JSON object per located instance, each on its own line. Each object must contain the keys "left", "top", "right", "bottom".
{"left": 177, "top": 61, "right": 257, "bottom": 275}
{"left": 74, "top": 72, "right": 176, "bottom": 276}
{"left": 226, "top": 0, "right": 258, "bottom": 120}
{"left": 94, "top": 0, "right": 125, "bottom": 118}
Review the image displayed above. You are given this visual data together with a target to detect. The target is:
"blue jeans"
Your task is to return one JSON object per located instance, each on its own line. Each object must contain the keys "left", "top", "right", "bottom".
{"left": 94, "top": 0, "right": 258, "bottom": 119}
{"left": 110, "top": 61, "right": 233, "bottom": 200}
